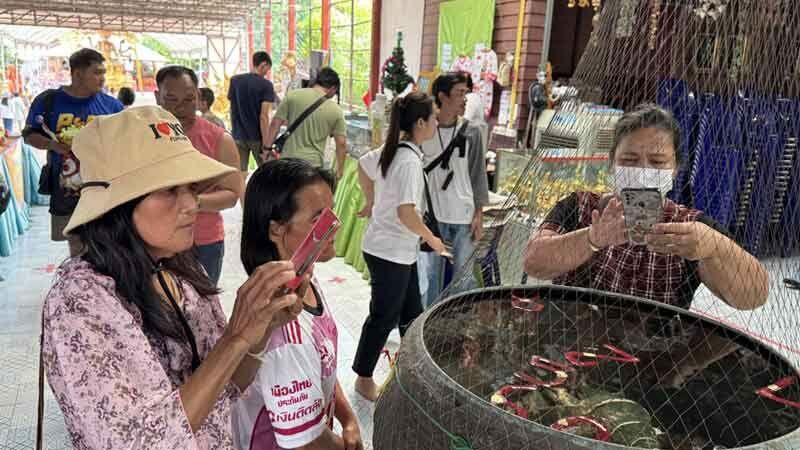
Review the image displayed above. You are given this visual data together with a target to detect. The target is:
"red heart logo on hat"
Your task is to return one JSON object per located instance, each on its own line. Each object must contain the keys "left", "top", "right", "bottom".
{"left": 156, "top": 122, "right": 172, "bottom": 136}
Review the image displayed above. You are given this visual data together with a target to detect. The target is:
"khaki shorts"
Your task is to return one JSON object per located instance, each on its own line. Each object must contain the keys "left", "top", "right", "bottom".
{"left": 236, "top": 140, "right": 262, "bottom": 171}
{"left": 51, "top": 214, "right": 84, "bottom": 257}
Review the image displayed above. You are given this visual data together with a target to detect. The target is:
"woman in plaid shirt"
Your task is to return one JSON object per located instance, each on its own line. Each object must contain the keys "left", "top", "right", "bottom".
{"left": 524, "top": 104, "right": 768, "bottom": 311}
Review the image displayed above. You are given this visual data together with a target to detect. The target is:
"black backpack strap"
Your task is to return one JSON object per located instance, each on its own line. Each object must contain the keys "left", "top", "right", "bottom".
{"left": 424, "top": 120, "right": 470, "bottom": 174}
{"left": 398, "top": 143, "right": 440, "bottom": 232}
{"left": 285, "top": 95, "right": 329, "bottom": 137}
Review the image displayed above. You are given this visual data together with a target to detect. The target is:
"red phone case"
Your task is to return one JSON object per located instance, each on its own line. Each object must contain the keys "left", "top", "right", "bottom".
{"left": 284, "top": 208, "right": 340, "bottom": 291}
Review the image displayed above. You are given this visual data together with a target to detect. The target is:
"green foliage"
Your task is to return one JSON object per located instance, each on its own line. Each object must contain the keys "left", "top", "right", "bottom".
{"left": 140, "top": 36, "right": 206, "bottom": 70}
{"left": 258, "top": 0, "right": 373, "bottom": 109}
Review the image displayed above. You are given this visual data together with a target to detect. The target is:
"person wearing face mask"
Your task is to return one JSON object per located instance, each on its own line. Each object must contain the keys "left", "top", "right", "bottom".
{"left": 233, "top": 158, "right": 363, "bottom": 450}
{"left": 524, "top": 104, "right": 768, "bottom": 312}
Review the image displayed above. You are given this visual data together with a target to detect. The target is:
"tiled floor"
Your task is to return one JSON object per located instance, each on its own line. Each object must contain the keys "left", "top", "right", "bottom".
{"left": 2, "top": 204, "right": 800, "bottom": 450}
{"left": 0, "top": 204, "right": 397, "bottom": 449}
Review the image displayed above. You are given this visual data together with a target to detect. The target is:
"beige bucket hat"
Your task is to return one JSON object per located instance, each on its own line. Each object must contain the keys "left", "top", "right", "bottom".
{"left": 64, "top": 106, "right": 236, "bottom": 235}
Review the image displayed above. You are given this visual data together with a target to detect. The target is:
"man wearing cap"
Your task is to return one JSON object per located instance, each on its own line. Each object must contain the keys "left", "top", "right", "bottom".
{"left": 155, "top": 65, "right": 242, "bottom": 286}
{"left": 23, "top": 48, "right": 123, "bottom": 257}
{"left": 262, "top": 67, "right": 348, "bottom": 179}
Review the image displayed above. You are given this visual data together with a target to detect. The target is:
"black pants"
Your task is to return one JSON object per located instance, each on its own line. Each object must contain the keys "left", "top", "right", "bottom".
{"left": 352, "top": 252, "right": 423, "bottom": 377}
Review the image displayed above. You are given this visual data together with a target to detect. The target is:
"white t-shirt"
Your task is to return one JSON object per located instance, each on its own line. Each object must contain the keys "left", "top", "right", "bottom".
{"left": 361, "top": 141, "right": 425, "bottom": 265}
{"left": 233, "top": 279, "right": 338, "bottom": 450}
{"left": 421, "top": 120, "right": 476, "bottom": 224}
{"left": 359, "top": 148, "right": 382, "bottom": 181}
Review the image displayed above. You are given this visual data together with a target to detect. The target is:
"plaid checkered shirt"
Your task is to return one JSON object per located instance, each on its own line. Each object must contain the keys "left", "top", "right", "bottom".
{"left": 538, "top": 192, "right": 726, "bottom": 309}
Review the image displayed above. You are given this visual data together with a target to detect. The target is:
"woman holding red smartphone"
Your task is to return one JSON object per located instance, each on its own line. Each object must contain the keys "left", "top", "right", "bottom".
{"left": 234, "top": 159, "right": 363, "bottom": 450}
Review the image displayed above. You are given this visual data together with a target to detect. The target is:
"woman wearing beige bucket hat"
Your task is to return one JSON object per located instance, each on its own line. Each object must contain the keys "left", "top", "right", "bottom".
{"left": 38, "top": 106, "right": 305, "bottom": 449}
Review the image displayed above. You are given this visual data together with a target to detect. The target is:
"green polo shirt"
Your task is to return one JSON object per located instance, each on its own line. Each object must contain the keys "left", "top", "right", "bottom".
{"left": 274, "top": 88, "right": 347, "bottom": 167}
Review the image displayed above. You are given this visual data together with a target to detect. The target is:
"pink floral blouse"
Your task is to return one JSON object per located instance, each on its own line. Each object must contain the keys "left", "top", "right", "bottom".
{"left": 42, "top": 259, "right": 239, "bottom": 449}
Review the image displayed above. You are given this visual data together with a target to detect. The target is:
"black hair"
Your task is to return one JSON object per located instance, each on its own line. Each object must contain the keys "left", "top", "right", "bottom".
{"left": 253, "top": 51, "right": 272, "bottom": 69}
{"left": 75, "top": 197, "right": 218, "bottom": 352}
{"left": 69, "top": 48, "right": 105, "bottom": 73}
{"left": 1, "top": 98, "right": 7, "bottom": 106}
{"left": 156, "top": 65, "right": 199, "bottom": 88}
{"left": 241, "top": 159, "right": 336, "bottom": 275}
{"left": 379, "top": 91, "right": 435, "bottom": 177}
{"left": 311, "top": 67, "right": 341, "bottom": 91}
{"left": 611, "top": 103, "right": 683, "bottom": 166}
{"left": 199, "top": 87, "right": 215, "bottom": 107}
{"left": 432, "top": 71, "right": 470, "bottom": 107}
{"left": 117, "top": 87, "right": 136, "bottom": 106}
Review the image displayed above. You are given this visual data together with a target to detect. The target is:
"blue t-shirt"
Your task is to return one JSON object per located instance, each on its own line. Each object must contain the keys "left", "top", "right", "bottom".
{"left": 25, "top": 88, "right": 123, "bottom": 215}
{"left": 227, "top": 73, "right": 276, "bottom": 142}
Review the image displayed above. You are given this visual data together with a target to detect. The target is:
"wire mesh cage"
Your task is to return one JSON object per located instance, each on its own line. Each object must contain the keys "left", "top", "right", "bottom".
{"left": 375, "top": 286, "right": 800, "bottom": 449}
{"left": 374, "top": 0, "right": 800, "bottom": 448}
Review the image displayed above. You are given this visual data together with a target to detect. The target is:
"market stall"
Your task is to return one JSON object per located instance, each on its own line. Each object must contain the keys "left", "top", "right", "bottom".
{"left": 0, "top": 138, "right": 47, "bottom": 257}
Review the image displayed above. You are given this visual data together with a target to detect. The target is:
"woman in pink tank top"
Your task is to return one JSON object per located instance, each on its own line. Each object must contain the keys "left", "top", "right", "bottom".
{"left": 156, "top": 65, "right": 244, "bottom": 285}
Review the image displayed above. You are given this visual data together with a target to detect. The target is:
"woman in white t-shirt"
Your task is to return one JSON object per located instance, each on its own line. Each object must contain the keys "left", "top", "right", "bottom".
{"left": 353, "top": 92, "right": 447, "bottom": 401}
{"left": 234, "top": 159, "right": 363, "bottom": 450}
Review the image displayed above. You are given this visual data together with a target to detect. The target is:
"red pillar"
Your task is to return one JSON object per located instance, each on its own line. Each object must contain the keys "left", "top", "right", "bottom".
{"left": 369, "top": 0, "right": 382, "bottom": 98}
{"left": 247, "top": 19, "right": 254, "bottom": 68}
{"left": 288, "top": 0, "right": 297, "bottom": 51}
{"left": 321, "top": 0, "right": 331, "bottom": 50}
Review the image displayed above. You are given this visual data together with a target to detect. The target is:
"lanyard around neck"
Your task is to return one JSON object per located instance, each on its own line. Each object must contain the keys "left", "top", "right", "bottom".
{"left": 436, "top": 126, "right": 456, "bottom": 153}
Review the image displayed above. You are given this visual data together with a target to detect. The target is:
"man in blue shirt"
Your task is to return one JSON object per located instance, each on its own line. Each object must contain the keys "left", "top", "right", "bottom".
{"left": 23, "top": 48, "right": 124, "bottom": 257}
{"left": 227, "top": 51, "right": 277, "bottom": 203}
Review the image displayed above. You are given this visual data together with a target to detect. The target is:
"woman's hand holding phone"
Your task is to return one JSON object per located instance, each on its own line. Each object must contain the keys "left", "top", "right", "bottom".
{"left": 228, "top": 262, "right": 301, "bottom": 354}
{"left": 589, "top": 196, "right": 627, "bottom": 248}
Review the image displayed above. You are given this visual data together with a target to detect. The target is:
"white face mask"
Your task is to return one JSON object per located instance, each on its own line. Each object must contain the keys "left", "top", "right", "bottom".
{"left": 613, "top": 166, "right": 674, "bottom": 197}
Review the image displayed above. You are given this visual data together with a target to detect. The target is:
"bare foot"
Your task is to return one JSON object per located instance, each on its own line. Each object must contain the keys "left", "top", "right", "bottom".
{"left": 355, "top": 376, "right": 380, "bottom": 402}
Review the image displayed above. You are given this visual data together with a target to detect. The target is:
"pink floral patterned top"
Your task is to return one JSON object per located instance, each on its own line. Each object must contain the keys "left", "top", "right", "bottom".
{"left": 42, "top": 258, "right": 239, "bottom": 450}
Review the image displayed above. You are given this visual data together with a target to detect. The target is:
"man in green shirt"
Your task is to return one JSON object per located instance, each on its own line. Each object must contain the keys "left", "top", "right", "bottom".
{"left": 263, "top": 67, "right": 348, "bottom": 179}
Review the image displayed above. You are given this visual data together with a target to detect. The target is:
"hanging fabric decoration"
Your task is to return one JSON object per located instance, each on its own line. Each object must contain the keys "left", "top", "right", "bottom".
{"left": 615, "top": 0, "right": 637, "bottom": 38}
{"left": 648, "top": 0, "right": 662, "bottom": 51}
{"left": 693, "top": 0, "right": 730, "bottom": 21}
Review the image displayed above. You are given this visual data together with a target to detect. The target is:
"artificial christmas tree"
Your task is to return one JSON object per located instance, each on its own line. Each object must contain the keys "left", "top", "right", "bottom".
{"left": 381, "top": 31, "right": 414, "bottom": 96}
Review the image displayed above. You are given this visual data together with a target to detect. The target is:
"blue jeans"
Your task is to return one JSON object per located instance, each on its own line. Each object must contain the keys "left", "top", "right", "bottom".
{"left": 196, "top": 241, "right": 224, "bottom": 286}
{"left": 3, "top": 118, "right": 13, "bottom": 133}
{"left": 421, "top": 222, "right": 478, "bottom": 308}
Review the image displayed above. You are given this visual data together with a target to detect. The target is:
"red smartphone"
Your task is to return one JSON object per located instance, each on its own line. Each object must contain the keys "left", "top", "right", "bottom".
{"left": 283, "top": 208, "right": 341, "bottom": 291}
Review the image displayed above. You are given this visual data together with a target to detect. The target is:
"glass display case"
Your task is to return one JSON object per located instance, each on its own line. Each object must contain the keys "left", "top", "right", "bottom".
{"left": 495, "top": 148, "right": 611, "bottom": 219}
{"left": 344, "top": 114, "right": 374, "bottom": 159}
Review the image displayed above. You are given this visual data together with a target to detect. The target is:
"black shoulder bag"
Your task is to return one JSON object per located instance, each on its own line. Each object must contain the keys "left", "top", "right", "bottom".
{"left": 22, "top": 89, "right": 58, "bottom": 196}
{"left": 271, "top": 95, "right": 329, "bottom": 155}
{"left": 395, "top": 142, "right": 445, "bottom": 253}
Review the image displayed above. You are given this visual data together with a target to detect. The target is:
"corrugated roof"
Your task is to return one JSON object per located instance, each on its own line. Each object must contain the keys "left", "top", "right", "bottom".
{"left": 0, "top": 0, "right": 261, "bottom": 35}
{"left": 0, "top": 25, "right": 207, "bottom": 56}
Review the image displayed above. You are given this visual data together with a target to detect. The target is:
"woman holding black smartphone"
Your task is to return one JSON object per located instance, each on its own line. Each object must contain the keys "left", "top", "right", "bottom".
{"left": 524, "top": 103, "right": 767, "bottom": 312}
{"left": 353, "top": 92, "right": 447, "bottom": 401}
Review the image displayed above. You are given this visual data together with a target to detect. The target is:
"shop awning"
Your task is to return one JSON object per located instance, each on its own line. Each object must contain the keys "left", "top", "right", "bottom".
{"left": 0, "top": 0, "right": 263, "bottom": 35}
